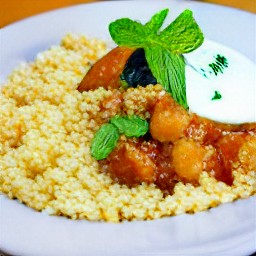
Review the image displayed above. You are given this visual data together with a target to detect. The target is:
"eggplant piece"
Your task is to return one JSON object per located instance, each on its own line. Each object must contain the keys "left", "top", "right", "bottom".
{"left": 121, "top": 48, "right": 157, "bottom": 88}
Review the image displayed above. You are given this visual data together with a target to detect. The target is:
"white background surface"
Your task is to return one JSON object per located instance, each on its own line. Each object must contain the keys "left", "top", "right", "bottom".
{"left": 0, "top": 1, "right": 256, "bottom": 255}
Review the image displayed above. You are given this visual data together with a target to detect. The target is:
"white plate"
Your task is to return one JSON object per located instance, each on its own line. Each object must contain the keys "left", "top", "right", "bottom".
{"left": 0, "top": 1, "right": 255, "bottom": 255}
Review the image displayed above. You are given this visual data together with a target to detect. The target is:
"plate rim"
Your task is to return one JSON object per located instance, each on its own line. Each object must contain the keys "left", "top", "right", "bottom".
{"left": 0, "top": 1, "right": 256, "bottom": 256}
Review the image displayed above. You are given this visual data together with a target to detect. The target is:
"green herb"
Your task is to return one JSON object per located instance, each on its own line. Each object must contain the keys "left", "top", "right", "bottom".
{"left": 186, "top": 53, "right": 229, "bottom": 79}
{"left": 91, "top": 115, "right": 149, "bottom": 160}
{"left": 109, "top": 9, "right": 204, "bottom": 109}
{"left": 209, "top": 54, "right": 228, "bottom": 76}
{"left": 212, "top": 91, "right": 222, "bottom": 100}
{"left": 145, "top": 46, "right": 187, "bottom": 108}
{"left": 110, "top": 115, "right": 149, "bottom": 137}
{"left": 108, "top": 18, "right": 148, "bottom": 48}
{"left": 91, "top": 123, "right": 120, "bottom": 160}
{"left": 144, "top": 8, "right": 169, "bottom": 33}
{"left": 158, "top": 10, "right": 204, "bottom": 54}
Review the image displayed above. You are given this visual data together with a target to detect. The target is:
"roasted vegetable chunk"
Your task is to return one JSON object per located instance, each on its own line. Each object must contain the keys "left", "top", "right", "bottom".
{"left": 105, "top": 141, "right": 156, "bottom": 186}
{"left": 121, "top": 48, "right": 157, "bottom": 87}
{"left": 216, "top": 133, "right": 248, "bottom": 172}
{"left": 78, "top": 47, "right": 134, "bottom": 92}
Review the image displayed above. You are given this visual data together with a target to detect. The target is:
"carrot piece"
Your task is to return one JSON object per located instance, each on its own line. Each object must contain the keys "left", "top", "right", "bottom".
{"left": 77, "top": 47, "right": 134, "bottom": 92}
{"left": 107, "top": 142, "right": 156, "bottom": 186}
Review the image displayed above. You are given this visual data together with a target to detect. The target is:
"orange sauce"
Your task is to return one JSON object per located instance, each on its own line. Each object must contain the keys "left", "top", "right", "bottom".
{"left": 99, "top": 94, "right": 255, "bottom": 194}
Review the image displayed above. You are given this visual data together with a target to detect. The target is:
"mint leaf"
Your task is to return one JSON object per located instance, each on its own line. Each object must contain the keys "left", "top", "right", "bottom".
{"left": 91, "top": 123, "right": 120, "bottom": 160}
{"left": 145, "top": 46, "right": 187, "bottom": 109}
{"left": 109, "top": 9, "right": 204, "bottom": 109}
{"left": 159, "top": 9, "right": 204, "bottom": 54}
{"left": 110, "top": 115, "right": 149, "bottom": 137}
{"left": 91, "top": 115, "right": 149, "bottom": 160}
{"left": 144, "top": 9, "right": 169, "bottom": 34}
{"left": 109, "top": 18, "right": 147, "bottom": 48}
{"left": 109, "top": 9, "right": 204, "bottom": 54}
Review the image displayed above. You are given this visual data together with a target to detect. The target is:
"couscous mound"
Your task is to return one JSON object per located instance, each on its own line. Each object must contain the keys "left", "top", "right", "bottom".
{"left": 0, "top": 34, "right": 255, "bottom": 222}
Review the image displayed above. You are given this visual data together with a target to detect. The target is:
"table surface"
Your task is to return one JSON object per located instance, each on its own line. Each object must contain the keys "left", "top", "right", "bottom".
{"left": 1, "top": 0, "right": 256, "bottom": 28}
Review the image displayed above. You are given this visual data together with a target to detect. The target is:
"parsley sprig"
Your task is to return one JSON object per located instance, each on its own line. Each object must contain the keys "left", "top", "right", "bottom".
{"left": 109, "top": 9, "right": 204, "bottom": 109}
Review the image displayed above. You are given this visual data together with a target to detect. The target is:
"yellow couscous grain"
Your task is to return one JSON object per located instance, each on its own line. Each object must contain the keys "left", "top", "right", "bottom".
{"left": 0, "top": 34, "right": 255, "bottom": 222}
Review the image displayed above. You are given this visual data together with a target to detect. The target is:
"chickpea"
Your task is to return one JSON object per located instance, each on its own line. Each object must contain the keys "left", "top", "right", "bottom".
{"left": 150, "top": 95, "right": 190, "bottom": 142}
{"left": 172, "top": 138, "right": 207, "bottom": 184}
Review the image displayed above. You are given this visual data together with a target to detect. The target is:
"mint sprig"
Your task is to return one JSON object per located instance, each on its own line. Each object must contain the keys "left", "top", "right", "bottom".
{"left": 91, "top": 115, "right": 149, "bottom": 160}
{"left": 109, "top": 9, "right": 204, "bottom": 109}
{"left": 145, "top": 46, "right": 187, "bottom": 108}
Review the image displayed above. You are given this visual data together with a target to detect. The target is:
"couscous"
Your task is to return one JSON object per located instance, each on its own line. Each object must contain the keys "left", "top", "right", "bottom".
{"left": 0, "top": 33, "right": 255, "bottom": 222}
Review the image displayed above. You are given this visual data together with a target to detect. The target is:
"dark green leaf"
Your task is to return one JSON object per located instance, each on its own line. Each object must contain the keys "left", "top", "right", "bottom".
{"left": 91, "top": 123, "right": 120, "bottom": 160}
{"left": 211, "top": 91, "right": 222, "bottom": 100}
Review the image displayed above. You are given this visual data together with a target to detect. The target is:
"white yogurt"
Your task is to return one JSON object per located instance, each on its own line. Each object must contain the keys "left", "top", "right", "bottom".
{"left": 185, "top": 40, "right": 256, "bottom": 124}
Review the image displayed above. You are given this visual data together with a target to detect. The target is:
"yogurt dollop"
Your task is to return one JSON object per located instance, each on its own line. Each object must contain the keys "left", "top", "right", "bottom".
{"left": 185, "top": 40, "right": 256, "bottom": 124}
